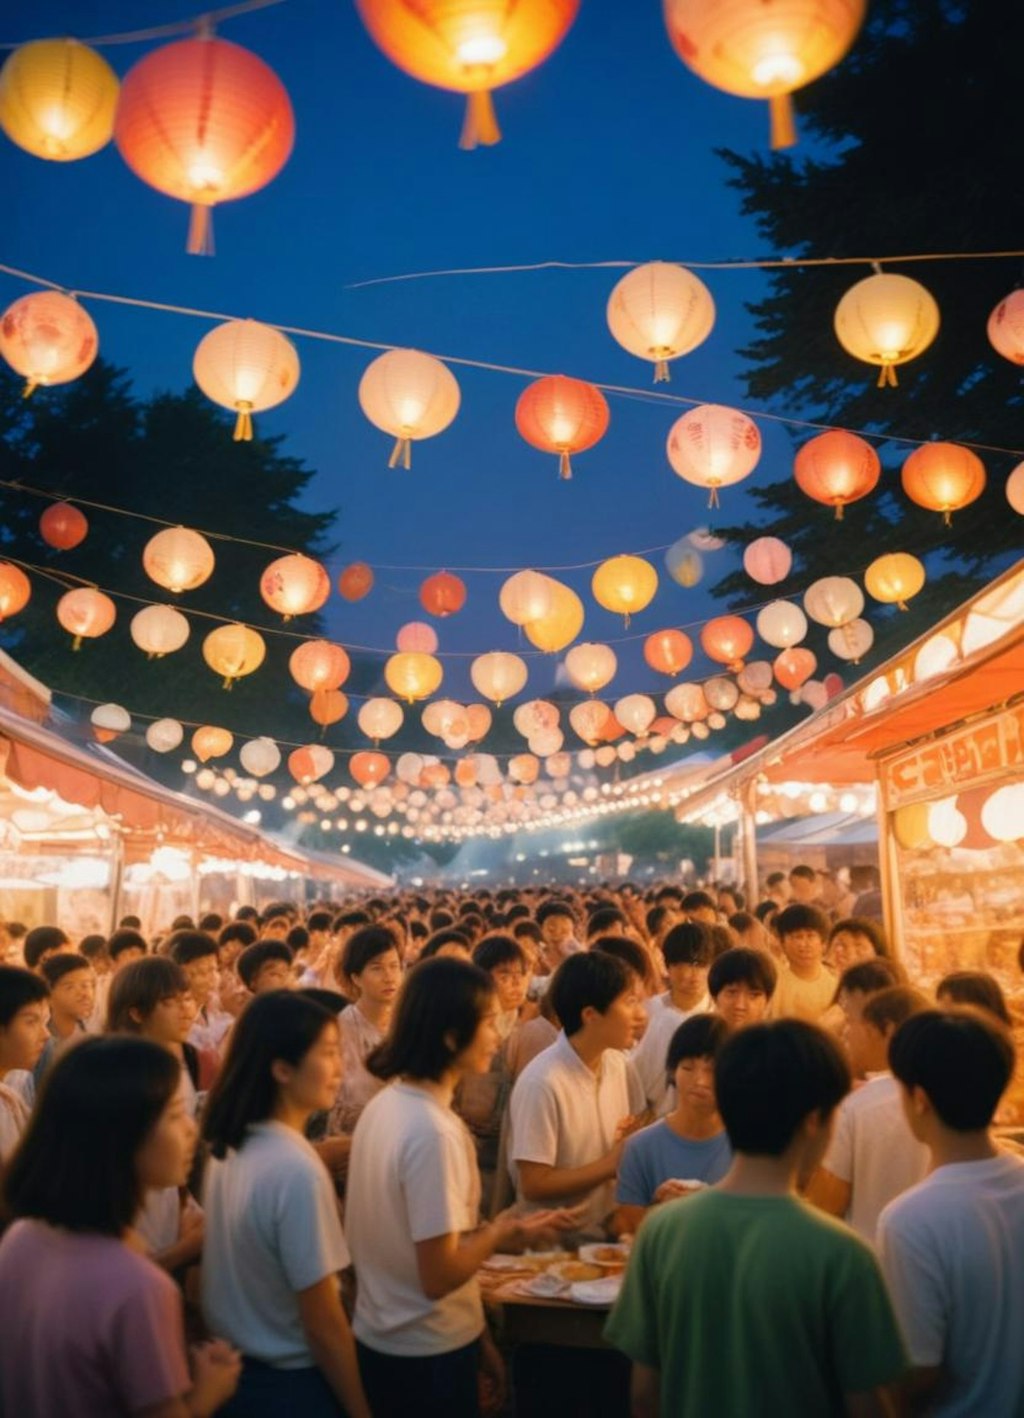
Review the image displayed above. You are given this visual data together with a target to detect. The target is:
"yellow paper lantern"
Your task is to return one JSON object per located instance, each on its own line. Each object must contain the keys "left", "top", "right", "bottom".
{"left": 524, "top": 579, "right": 584, "bottom": 653}
{"left": 0, "top": 39, "right": 119, "bottom": 161}
{"left": 606, "top": 261, "right": 715, "bottom": 382}
{"left": 192, "top": 725, "right": 234, "bottom": 762}
{"left": 193, "top": 319, "right": 300, "bottom": 441}
{"left": 202, "top": 623, "right": 266, "bottom": 687}
{"left": 591, "top": 555, "right": 658, "bottom": 626}
{"left": 893, "top": 802, "right": 933, "bottom": 852}
{"left": 564, "top": 642, "right": 617, "bottom": 694}
{"left": 384, "top": 651, "right": 443, "bottom": 702}
{"left": 0, "top": 291, "right": 98, "bottom": 397}
{"left": 834, "top": 273, "right": 940, "bottom": 388}
{"left": 143, "top": 527, "right": 215, "bottom": 593}
{"left": 358, "top": 349, "right": 460, "bottom": 468}
{"left": 130, "top": 604, "right": 190, "bottom": 657}
{"left": 470, "top": 651, "right": 528, "bottom": 705}
{"left": 864, "top": 553, "right": 926, "bottom": 611}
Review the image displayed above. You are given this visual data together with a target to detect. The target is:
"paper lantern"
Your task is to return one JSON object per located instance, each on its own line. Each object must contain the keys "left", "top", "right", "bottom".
{"left": 988, "top": 291, "right": 1024, "bottom": 366}
{"left": 643, "top": 629, "right": 692, "bottom": 677}
{"left": 515, "top": 375, "right": 610, "bottom": 480}
{"left": 422, "top": 700, "right": 466, "bottom": 737}
{"left": 310, "top": 689, "right": 349, "bottom": 728}
{"left": 804, "top": 576, "right": 863, "bottom": 628}
{"left": 0, "top": 564, "right": 31, "bottom": 621}
{"left": 240, "top": 736, "right": 281, "bottom": 776}
{"left": 980, "top": 783, "right": 1024, "bottom": 843}
{"left": 130, "top": 605, "right": 190, "bottom": 658}
{"left": 91, "top": 703, "right": 130, "bottom": 743}
{"left": 143, "top": 527, "right": 215, "bottom": 593}
{"left": 397, "top": 752, "right": 425, "bottom": 784}
{"left": 663, "top": 0, "right": 865, "bottom": 148}
{"left": 893, "top": 803, "right": 932, "bottom": 852}
{"left": 926, "top": 795, "right": 967, "bottom": 849}
{"left": 614, "top": 694, "right": 656, "bottom": 737}
{"left": 289, "top": 745, "right": 335, "bottom": 785}
{"left": 667, "top": 404, "right": 761, "bottom": 507}
{"left": 513, "top": 700, "right": 559, "bottom": 738}
{"left": 834, "top": 273, "right": 939, "bottom": 388}
{"left": 0, "top": 38, "right": 118, "bottom": 161}
{"left": 260, "top": 554, "right": 330, "bottom": 619}
{"left": 289, "top": 640, "right": 351, "bottom": 693}
{"left": 56, "top": 587, "right": 115, "bottom": 648}
{"left": 509, "top": 754, "right": 540, "bottom": 785}
{"left": 193, "top": 319, "right": 299, "bottom": 441}
{"left": 704, "top": 677, "right": 739, "bottom": 712}
{"left": 202, "top": 623, "right": 266, "bottom": 686}
{"left": 465, "top": 704, "right": 492, "bottom": 741}
{"left": 39, "top": 502, "right": 88, "bottom": 551}
{"left": 865, "top": 553, "right": 925, "bottom": 611}
{"left": 774, "top": 647, "right": 817, "bottom": 690}
{"left": 800, "top": 680, "right": 828, "bottom": 712}
{"left": 664, "top": 682, "right": 709, "bottom": 722}
{"left": 354, "top": 0, "right": 579, "bottom": 149}
{"left": 385, "top": 651, "right": 443, "bottom": 702}
{"left": 146, "top": 718, "right": 184, "bottom": 753}
{"left": 1007, "top": 462, "right": 1024, "bottom": 516}
{"left": 737, "top": 661, "right": 772, "bottom": 695}
{"left": 0, "top": 291, "right": 98, "bottom": 396}
{"left": 569, "top": 700, "right": 610, "bottom": 744}
{"left": 529, "top": 728, "right": 564, "bottom": 757}
{"left": 793, "top": 429, "right": 881, "bottom": 519}
{"left": 358, "top": 698, "right": 404, "bottom": 742}
{"left": 591, "top": 555, "right": 658, "bottom": 625}
{"left": 756, "top": 599, "right": 807, "bottom": 649}
{"left": 192, "top": 725, "right": 233, "bottom": 762}
{"left": 337, "top": 562, "right": 374, "bottom": 602}
{"left": 606, "top": 261, "right": 715, "bottom": 381}
{"left": 114, "top": 36, "right": 295, "bottom": 255}
{"left": 499, "top": 569, "right": 554, "bottom": 626}
{"left": 351, "top": 751, "right": 390, "bottom": 788}
{"left": 564, "top": 642, "right": 617, "bottom": 693}
{"left": 524, "top": 580, "right": 584, "bottom": 652}
{"left": 396, "top": 621, "right": 439, "bottom": 653}
{"left": 420, "top": 571, "right": 466, "bottom": 618}
{"left": 901, "top": 442, "right": 986, "bottom": 526}
{"left": 734, "top": 696, "right": 761, "bottom": 722}
{"left": 664, "top": 538, "right": 703, "bottom": 587}
{"left": 701, "top": 615, "right": 754, "bottom": 670}
{"left": 470, "top": 651, "right": 528, "bottom": 705}
{"left": 743, "top": 536, "right": 791, "bottom": 585}
{"left": 828, "top": 618, "right": 874, "bottom": 662}
{"left": 454, "top": 759, "right": 478, "bottom": 789}
{"left": 358, "top": 349, "right": 460, "bottom": 468}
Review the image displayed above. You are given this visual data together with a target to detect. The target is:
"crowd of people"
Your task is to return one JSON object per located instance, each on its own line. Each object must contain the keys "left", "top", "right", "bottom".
{"left": 0, "top": 865, "right": 1022, "bottom": 1416}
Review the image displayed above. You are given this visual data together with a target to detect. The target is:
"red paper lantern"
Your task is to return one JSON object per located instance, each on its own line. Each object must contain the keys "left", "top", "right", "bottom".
{"left": 420, "top": 571, "right": 466, "bottom": 618}
{"left": 350, "top": 750, "right": 390, "bottom": 788}
{"left": 643, "top": 629, "right": 693, "bottom": 676}
{"left": 337, "top": 562, "right": 374, "bottom": 601}
{"left": 793, "top": 430, "right": 881, "bottom": 519}
{"left": 515, "top": 375, "right": 610, "bottom": 479}
{"left": 700, "top": 615, "right": 754, "bottom": 671}
{"left": 774, "top": 647, "right": 817, "bottom": 690}
{"left": 0, "top": 563, "right": 31, "bottom": 621}
{"left": 39, "top": 501, "right": 88, "bottom": 550}
{"left": 114, "top": 36, "right": 294, "bottom": 255}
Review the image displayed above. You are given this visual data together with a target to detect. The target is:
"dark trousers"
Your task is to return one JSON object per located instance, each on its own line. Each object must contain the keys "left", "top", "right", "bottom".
{"left": 355, "top": 1337, "right": 481, "bottom": 1418}
{"left": 220, "top": 1357, "right": 346, "bottom": 1417}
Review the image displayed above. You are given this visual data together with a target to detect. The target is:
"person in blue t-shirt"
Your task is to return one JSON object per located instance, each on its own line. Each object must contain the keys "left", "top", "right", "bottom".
{"left": 613, "top": 1014, "right": 731, "bottom": 1236}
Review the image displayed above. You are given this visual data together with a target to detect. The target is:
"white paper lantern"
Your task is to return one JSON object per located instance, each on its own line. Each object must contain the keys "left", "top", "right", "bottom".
{"left": 756, "top": 600, "right": 807, "bottom": 649}
{"left": 358, "top": 348, "right": 460, "bottom": 468}
{"left": 564, "top": 641, "right": 617, "bottom": 694}
{"left": 665, "top": 682, "right": 709, "bottom": 722}
{"left": 146, "top": 717, "right": 183, "bottom": 752}
{"left": 737, "top": 661, "right": 773, "bottom": 695}
{"left": 499, "top": 569, "right": 554, "bottom": 626}
{"left": 130, "top": 604, "right": 190, "bottom": 657}
{"left": 606, "top": 261, "right": 715, "bottom": 382}
{"left": 91, "top": 702, "right": 130, "bottom": 738}
{"left": 980, "top": 783, "right": 1024, "bottom": 842}
{"left": 470, "top": 652, "right": 528, "bottom": 705}
{"left": 358, "top": 697, "right": 404, "bottom": 742}
{"left": 704, "top": 676, "right": 740, "bottom": 711}
{"left": 239, "top": 736, "right": 281, "bottom": 778}
{"left": 828, "top": 618, "right": 874, "bottom": 662}
{"left": 803, "top": 576, "right": 864, "bottom": 628}
{"left": 614, "top": 694, "right": 656, "bottom": 736}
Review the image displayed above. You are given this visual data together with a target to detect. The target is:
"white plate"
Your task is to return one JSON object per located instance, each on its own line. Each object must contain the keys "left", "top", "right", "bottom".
{"left": 516, "top": 1273, "right": 570, "bottom": 1299}
{"left": 570, "top": 1276, "right": 622, "bottom": 1307}
{"left": 578, "top": 1243, "right": 630, "bottom": 1267}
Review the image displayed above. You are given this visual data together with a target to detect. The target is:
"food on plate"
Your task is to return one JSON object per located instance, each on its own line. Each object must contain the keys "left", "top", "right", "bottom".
{"left": 551, "top": 1260, "right": 603, "bottom": 1283}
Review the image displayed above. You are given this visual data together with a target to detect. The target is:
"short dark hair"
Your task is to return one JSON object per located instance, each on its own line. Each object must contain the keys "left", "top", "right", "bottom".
{"left": 645, "top": 904, "right": 670, "bottom": 937}
{"left": 23, "top": 926, "right": 69, "bottom": 970}
{"left": 861, "top": 985, "right": 929, "bottom": 1037}
{"left": 368, "top": 958, "right": 494, "bottom": 1083}
{"left": 789, "top": 865, "right": 817, "bottom": 883}
{"left": 716, "top": 1020, "right": 850, "bottom": 1156}
{"left": 119, "top": 915, "right": 142, "bottom": 929}
{"left": 218, "top": 921, "right": 257, "bottom": 951}
{"left": 108, "top": 928, "right": 148, "bottom": 961}
{"left": 420, "top": 927, "right": 471, "bottom": 960}
{"left": 587, "top": 906, "right": 627, "bottom": 936}
{"left": 203, "top": 993, "right": 337, "bottom": 1157}
{"left": 681, "top": 891, "right": 716, "bottom": 915}
{"left": 171, "top": 915, "right": 195, "bottom": 931}
{"left": 168, "top": 930, "right": 218, "bottom": 966}
{"left": 765, "top": 872, "right": 786, "bottom": 889}
{"left": 709, "top": 924, "right": 737, "bottom": 958}
{"left": 300, "top": 986, "right": 349, "bottom": 1013}
{"left": 40, "top": 954, "right": 92, "bottom": 989}
{"left": 662, "top": 921, "right": 715, "bottom": 968}
{"left": 837, "top": 958, "right": 903, "bottom": 999}
{"left": 107, "top": 957, "right": 190, "bottom": 1033}
{"left": 342, "top": 926, "right": 399, "bottom": 979}
{"left": 937, "top": 971, "right": 1011, "bottom": 1025}
{"left": 536, "top": 901, "right": 575, "bottom": 927}
{"left": 473, "top": 935, "right": 526, "bottom": 974}
{"left": 754, "top": 900, "right": 779, "bottom": 927}
{"left": 591, "top": 936, "right": 650, "bottom": 986}
{"left": 775, "top": 904, "right": 830, "bottom": 941}
{"left": 665, "top": 1013, "right": 730, "bottom": 1084}
{"left": 335, "top": 909, "right": 372, "bottom": 932}
{"left": 654, "top": 885, "right": 684, "bottom": 904}
{"left": 286, "top": 925, "right": 309, "bottom": 953}
{"left": 3, "top": 1036, "right": 180, "bottom": 1233}
{"left": 0, "top": 965, "right": 48, "bottom": 1026}
{"left": 199, "top": 913, "right": 223, "bottom": 933}
{"left": 829, "top": 917, "right": 890, "bottom": 958}
{"left": 78, "top": 934, "right": 109, "bottom": 963}
{"left": 235, "top": 906, "right": 259, "bottom": 923}
{"left": 549, "top": 952, "right": 631, "bottom": 1037}
{"left": 708, "top": 947, "right": 778, "bottom": 1000}
{"left": 428, "top": 909, "right": 455, "bottom": 931}
{"left": 307, "top": 910, "right": 333, "bottom": 934}
{"left": 237, "top": 940, "right": 293, "bottom": 991}
{"left": 513, "top": 920, "right": 541, "bottom": 945}
{"left": 889, "top": 1008, "right": 1015, "bottom": 1131}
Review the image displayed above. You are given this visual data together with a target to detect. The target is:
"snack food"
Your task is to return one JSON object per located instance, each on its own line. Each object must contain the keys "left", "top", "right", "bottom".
{"left": 551, "top": 1260, "right": 604, "bottom": 1284}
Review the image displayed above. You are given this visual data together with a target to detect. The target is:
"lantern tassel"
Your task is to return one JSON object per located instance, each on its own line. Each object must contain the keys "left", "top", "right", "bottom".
{"left": 233, "top": 402, "right": 254, "bottom": 442}
{"left": 71, "top": 635, "right": 82, "bottom": 652}
{"left": 834, "top": 502, "right": 845, "bottom": 521}
{"left": 388, "top": 436, "right": 412, "bottom": 470}
{"left": 558, "top": 451, "right": 573, "bottom": 480}
{"left": 943, "top": 510, "right": 953, "bottom": 528}
{"left": 22, "top": 379, "right": 38, "bottom": 399}
{"left": 898, "top": 600, "right": 908, "bottom": 612}
{"left": 707, "top": 485, "right": 720, "bottom": 509}
{"left": 653, "top": 359, "right": 671, "bottom": 383}
{"left": 222, "top": 676, "right": 234, "bottom": 691}
{"left": 459, "top": 89, "right": 501, "bottom": 150}
{"left": 187, "top": 204, "right": 215, "bottom": 257}
{"left": 769, "top": 93, "right": 797, "bottom": 150}
{"left": 877, "top": 362, "right": 899, "bottom": 389}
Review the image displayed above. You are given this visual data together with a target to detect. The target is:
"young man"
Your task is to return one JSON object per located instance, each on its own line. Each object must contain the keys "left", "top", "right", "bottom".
{"left": 631, "top": 922, "right": 713, "bottom": 1114}
{"left": 614, "top": 1014, "right": 731, "bottom": 1235}
{"left": 170, "top": 931, "right": 232, "bottom": 1052}
{"left": 709, "top": 947, "right": 777, "bottom": 1031}
{"left": 805, "top": 985, "right": 930, "bottom": 1241}
{"left": 787, "top": 864, "right": 820, "bottom": 905}
{"left": 509, "top": 952, "right": 646, "bottom": 1239}
{"left": 771, "top": 904, "right": 837, "bottom": 1022}
{"left": 535, "top": 901, "right": 582, "bottom": 972}
{"left": 108, "top": 928, "right": 147, "bottom": 973}
{"left": 606, "top": 1020, "right": 906, "bottom": 1417}
{"left": 680, "top": 891, "right": 717, "bottom": 927}
{"left": 0, "top": 966, "right": 49, "bottom": 1159}
{"left": 878, "top": 1008, "right": 1024, "bottom": 1416}
{"left": 237, "top": 940, "right": 295, "bottom": 995}
{"left": 34, "top": 954, "right": 96, "bottom": 1085}
{"left": 22, "top": 925, "right": 72, "bottom": 975}
{"left": 258, "top": 906, "right": 292, "bottom": 941}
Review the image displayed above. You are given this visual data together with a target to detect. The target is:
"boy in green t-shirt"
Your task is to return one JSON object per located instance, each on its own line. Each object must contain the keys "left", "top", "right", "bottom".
{"left": 605, "top": 1019, "right": 906, "bottom": 1417}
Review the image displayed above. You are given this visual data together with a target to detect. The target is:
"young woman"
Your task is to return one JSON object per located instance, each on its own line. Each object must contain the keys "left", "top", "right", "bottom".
{"left": 200, "top": 992, "right": 371, "bottom": 1418}
{"left": 328, "top": 925, "right": 402, "bottom": 1139}
{"left": 346, "top": 956, "right": 575, "bottom": 1418}
{"left": 0, "top": 1036, "right": 240, "bottom": 1417}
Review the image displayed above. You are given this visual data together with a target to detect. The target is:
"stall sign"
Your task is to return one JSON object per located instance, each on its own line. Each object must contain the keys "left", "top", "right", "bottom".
{"left": 882, "top": 702, "right": 1024, "bottom": 808}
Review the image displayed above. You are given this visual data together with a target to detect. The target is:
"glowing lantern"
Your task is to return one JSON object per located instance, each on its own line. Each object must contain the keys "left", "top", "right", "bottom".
{"left": 664, "top": 538, "right": 703, "bottom": 587}
{"left": 1008, "top": 463, "right": 1024, "bottom": 516}
{"left": 980, "top": 783, "right": 1024, "bottom": 843}
{"left": 901, "top": 442, "right": 986, "bottom": 525}
{"left": 893, "top": 803, "right": 932, "bottom": 852}
{"left": 756, "top": 600, "right": 806, "bottom": 649}
{"left": 0, "top": 564, "right": 31, "bottom": 621}
{"left": 834, "top": 273, "right": 939, "bottom": 388}
{"left": 565, "top": 642, "right": 617, "bottom": 693}
{"left": 0, "top": 39, "right": 118, "bottom": 161}
{"left": 0, "top": 291, "right": 98, "bottom": 396}
{"left": 358, "top": 349, "right": 460, "bottom": 468}
{"left": 793, "top": 429, "right": 881, "bottom": 519}
{"left": 397, "top": 752, "right": 425, "bottom": 784}
{"left": 420, "top": 571, "right": 467, "bottom": 618}
{"left": 143, "top": 527, "right": 215, "bottom": 593}
{"left": 643, "top": 629, "right": 693, "bottom": 676}
{"left": 509, "top": 754, "right": 540, "bottom": 785}
{"left": 202, "top": 623, "right": 266, "bottom": 686}
{"left": 614, "top": 694, "right": 656, "bottom": 736}
{"left": 664, "top": 682, "right": 709, "bottom": 722}
{"left": 591, "top": 555, "right": 658, "bottom": 625}
{"left": 515, "top": 375, "right": 610, "bottom": 480}
{"left": 455, "top": 759, "right": 478, "bottom": 789}
{"left": 146, "top": 718, "right": 183, "bottom": 753}
{"left": 606, "top": 261, "right": 715, "bottom": 382}
{"left": 289, "top": 745, "right": 334, "bottom": 785}
{"left": 499, "top": 569, "right": 554, "bottom": 626}
{"left": 423, "top": 700, "right": 466, "bottom": 737}
{"left": 385, "top": 651, "right": 443, "bottom": 702}
{"left": 774, "top": 647, "right": 817, "bottom": 690}
{"left": 260, "top": 555, "right": 330, "bottom": 619}
{"left": 114, "top": 36, "right": 295, "bottom": 255}
{"left": 466, "top": 703, "right": 492, "bottom": 740}
{"left": 663, "top": 0, "right": 865, "bottom": 148}
{"left": 338, "top": 562, "right": 374, "bottom": 601}
{"left": 310, "top": 689, "right": 349, "bottom": 728}
{"left": 803, "top": 576, "right": 863, "bottom": 628}
{"left": 988, "top": 291, "right": 1024, "bottom": 366}
{"left": 743, "top": 536, "right": 791, "bottom": 585}
{"left": 525, "top": 580, "right": 584, "bottom": 653}
{"left": 354, "top": 0, "right": 579, "bottom": 149}
{"left": 130, "top": 605, "right": 190, "bottom": 658}
{"left": 91, "top": 703, "right": 130, "bottom": 743}
{"left": 667, "top": 404, "right": 761, "bottom": 507}
{"left": 351, "top": 751, "right": 390, "bottom": 788}
{"left": 39, "top": 502, "right": 88, "bottom": 550}
{"left": 240, "top": 736, "right": 280, "bottom": 776}
{"left": 397, "top": 621, "right": 438, "bottom": 653}
{"left": 56, "top": 587, "right": 115, "bottom": 648}
{"left": 734, "top": 696, "right": 761, "bottom": 722}
{"left": 828, "top": 618, "right": 874, "bottom": 662}
{"left": 701, "top": 615, "right": 753, "bottom": 670}
{"left": 705, "top": 677, "right": 740, "bottom": 712}
{"left": 570, "top": 700, "right": 610, "bottom": 744}
{"left": 928, "top": 795, "right": 967, "bottom": 849}
{"left": 865, "top": 553, "right": 925, "bottom": 611}
{"left": 529, "top": 728, "right": 564, "bottom": 757}
{"left": 192, "top": 726, "right": 233, "bottom": 762}
{"left": 193, "top": 319, "right": 299, "bottom": 441}
{"left": 289, "top": 640, "right": 350, "bottom": 694}
{"left": 358, "top": 698, "right": 405, "bottom": 742}
{"left": 471, "top": 651, "right": 528, "bottom": 705}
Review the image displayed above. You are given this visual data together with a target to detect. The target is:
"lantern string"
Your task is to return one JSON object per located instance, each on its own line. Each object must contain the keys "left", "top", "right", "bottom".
{"left": 0, "top": 0, "right": 289, "bottom": 49}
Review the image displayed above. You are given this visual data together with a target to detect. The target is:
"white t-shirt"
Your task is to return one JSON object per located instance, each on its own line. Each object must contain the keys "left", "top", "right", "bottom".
{"left": 878, "top": 1153, "right": 1024, "bottom": 1416}
{"left": 509, "top": 1031, "right": 634, "bottom": 1238}
{"left": 201, "top": 1121, "right": 350, "bottom": 1368}
{"left": 0, "top": 1081, "right": 30, "bottom": 1163}
{"left": 630, "top": 994, "right": 711, "bottom": 1115}
{"left": 346, "top": 1082, "right": 484, "bottom": 1357}
{"left": 821, "top": 1073, "right": 930, "bottom": 1242}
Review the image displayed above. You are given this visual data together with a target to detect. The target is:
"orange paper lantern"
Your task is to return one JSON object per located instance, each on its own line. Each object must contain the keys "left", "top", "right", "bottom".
{"left": 114, "top": 36, "right": 295, "bottom": 255}
{"left": 700, "top": 615, "right": 754, "bottom": 671}
{"left": 260, "top": 554, "right": 330, "bottom": 618}
{"left": 56, "top": 586, "right": 115, "bottom": 648}
{"left": 901, "top": 442, "right": 986, "bottom": 525}
{"left": 310, "top": 689, "right": 349, "bottom": 728}
{"left": 0, "top": 563, "right": 31, "bottom": 621}
{"left": 351, "top": 750, "right": 390, "bottom": 788}
{"left": 644, "top": 629, "right": 693, "bottom": 676}
{"left": 793, "top": 429, "right": 881, "bottom": 519}
{"left": 338, "top": 562, "right": 374, "bottom": 601}
{"left": 289, "top": 639, "right": 351, "bottom": 693}
{"left": 289, "top": 744, "right": 335, "bottom": 785}
{"left": 988, "top": 291, "right": 1024, "bottom": 366}
{"left": 420, "top": 571, "right": 467, "bottom": 617}
{"left": 515, "top": 375, "right": 610, "bottom": 480}
{"left": 192, "top": 725, "right": 234, "bottom": 762}
{"left": 774, "top": 647, "right": 817, "bottom": 690}
{"left": 0, "top": 291, "right": 98, "bottom": 397}
{"left": 39, "top": 501, "right": 88, "bottom": 550}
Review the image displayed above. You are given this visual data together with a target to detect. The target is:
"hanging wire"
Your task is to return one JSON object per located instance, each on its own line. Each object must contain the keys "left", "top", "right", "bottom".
{"left": 0, "top": 0, "right": 289, "bottom": 49}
